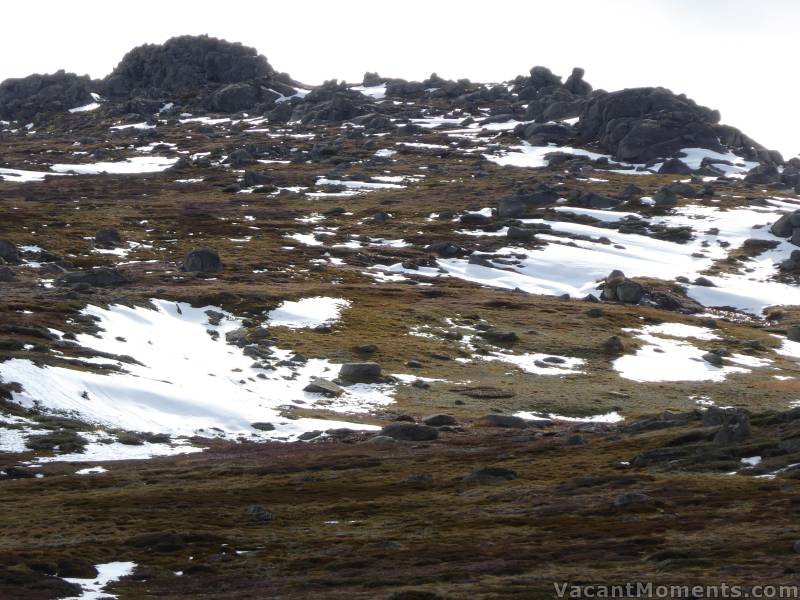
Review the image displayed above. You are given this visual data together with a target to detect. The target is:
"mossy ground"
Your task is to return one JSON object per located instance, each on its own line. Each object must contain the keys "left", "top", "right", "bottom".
{"left": 1, "top": 112, "right": 799, "bottom": 598}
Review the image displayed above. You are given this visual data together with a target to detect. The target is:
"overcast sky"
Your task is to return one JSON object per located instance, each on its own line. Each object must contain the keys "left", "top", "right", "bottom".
{"left": 2, "top": 0, "right": 797, "bottom": 157}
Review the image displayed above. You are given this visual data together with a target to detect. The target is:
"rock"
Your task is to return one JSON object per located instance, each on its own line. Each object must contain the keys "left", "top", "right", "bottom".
{"left": 298, "top": 430, "right": 322, "bottom": 441}
{"left": 246, "top": 504, "right": 275, "bottom": 523}
{"left": 770, "top": 211, "right": 799, "bottom": 238}
{"left": 615, "top": 279, "right": 644, "bottom": 303}
{"left": 460, "top": 212, "right": 491, "bottom": 226}
{"left": 506, "top": 226, "right": 535, "bottom": 242}
{"left": 363, "top": 435, "right": 397, "bottom": 446}
{"left": 463, "top": 466, "right": 517, "bottom": 484}
{"left": 338, "top": 362, "right": 382, "bottom": 382}
{"left": 577, "top": 86, "right": 768, "bottom": 164}
{"left": 793, "top": 540, "right": 800, "bottom": 554}
{"left": 422, "top": 414, "right": 457, "bottom": 427}
{"left": 402, "top": 473, "right": 433, "bottom": 486}
{"left": 380, "top": 423, "right": 439, "bottom": 441}
{"left": 658, "top": 158, "right": 692, "bottom": 175}
{"left": 744, "top": 164, "right": 780, "bottom": 185}
{"left": 56, "top": 558, "right": 98, "bottom": 579}
{"left": 103, "top": 35, "right": 276, "bottom": 99}
{"left": 602, "top": 335, "right": 625, "bottom": 354}
{"left": 477, "top": 414, "right": 530, "bottom": 428}
{"left": 702, "top": 352, "right": 723, "bottom": 367}
{"left": 251, "top": 422, "right": 275, "bottom": 431}
{"left": 477, "top": 330, "right": 519, "bottom": 344}
{"left": 57, "top": 268, "right": 129, "bottom": 287}
{"left": 653, "top": 186, "right": 678, "bottom": 207}
{"left": 564, "top": 67, "right": 592, "bottom": 96}
{"left": 0, "top": 70, "right": 96, "bottom": 121}
{"left": 94, "top": 227, "right": 122, "bottom": 248}
{"left": 303, "top": 377, "right": 344, "bottom": 397}
{"left": 354, "top": 344, "right": 378, "bottom": 354}
{"left": 787, "top": 325, "right": 800, "bottom": 343}
{"left": 693, "top": 276, "right": 715, "bottom": 287}
{"left": 713, "top": 410, "right": 751, "bottom": 445}
{"left": 601, "top": 270, "right": 643, "bottom": 303}
{"left": 207, "top": 82, "right": 262, "bottom": 112}
{"left": 0, "top": 239, "right": 19, "bottom": 263}
{"left": 613, "top": 492, "right": 654, "bottom": 508}
{"left": 0, "top": 266, "right": 16, "bottom": 282}
{"left": 181, "top": 248, "right": 222, "bottom": 273}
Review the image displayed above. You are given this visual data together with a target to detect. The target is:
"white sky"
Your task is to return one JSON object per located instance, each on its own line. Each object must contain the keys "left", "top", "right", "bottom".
{"left": 1, "top": 0, "right": 797, "bottom": 158}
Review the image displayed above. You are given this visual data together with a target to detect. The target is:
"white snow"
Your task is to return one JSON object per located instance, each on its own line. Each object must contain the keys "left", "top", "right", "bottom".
{"left": 0, "top": 167, "right": 61, "bottom": 182}
{"left": 483, "top": 142, "right": 611, "bottom": 169}
{"left": 266, "top": 297, "right": 350, "bottom": 329}
{"left": 0, "top": 301, "right": 384, "bottom": 442}
{"left": 515, "top": 410, "right": 624, "bottom": 423}
{"left": 613, "top": 324, "right": 767, "bottom": 383}
{"left": 317, "top": 177, "right": 405, "bottom": 190}
{"left": 76, "top": 466, "right": 108, "bottom": 475}
{"left": 51, "top": 156, "right": 179, "bottom": 175}
{"left": 69, "top": 102, "right": 101, "bottom": 113}
{"left": 63, "top": 561, "right": 136, "bottom": 600}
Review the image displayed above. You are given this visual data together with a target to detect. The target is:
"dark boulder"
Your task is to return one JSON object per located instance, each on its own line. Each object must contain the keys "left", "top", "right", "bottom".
{"left": 463, "top": 466, "right": 517, "bottom": 484}
{"left": 181, "top": 248, "right": 222, "bottom": 273}
{"left": 564, "top": 67, "right": 592, "bottom": 97}
{"left": 658, "top": 158, "right": 692, "bottom": 175}
{"left": 103, "top": 35, "right": 275, "bottom": 98}
{"left": 206, "top": 82, "right": 271, "bottom": 113}
{"left": 422, "top": 414, "right": 457, "bottom": 427}
{"left": 0, "top": 70, "right": 96, "bottom": 121}
{"left": 601, "top": 270, "right": 643, "bottom": 303}
{"left": 380, "top": 423, "right": 439, "bottom": 441}
{"left": 94, "top": 228, "right": 122, "bottom": 248}
{"left": 577, "top": 87, "right": 771, "bottom": 164}
{"left": 338, "top": 362, "right": 382, "bottom": 382}
{"left": 57, "top": 268, "right": 129, "bottom": 287}
{"left": 0, "top": 240, "right": 20, "bottom": 263}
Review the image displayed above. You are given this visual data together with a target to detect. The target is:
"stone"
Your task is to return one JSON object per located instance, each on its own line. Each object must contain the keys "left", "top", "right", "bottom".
{"left": 181, "top": 248, "right": 222, "bottom": 273}
{"left": 658, "top": 158, "right": 692, "bottom": 175}
{"left": 477, "top": 414, "right": 529, "bottom": 428}
{"left": 422, "top": 414, "right": 457, "bottom": 427}
{"left": 303, "top": 377, "right": 344, "bottom": 397}
{"left": 380, "top": 423, "right": 439, "bottom": 441}
{"left": 246, "top": 504, "right": 275, "bottom": 523}
{"left": 0, "top": 240, "right": 19, "bottom": 263}
{"left": 338, "top": 362, "right": 382, "bottom": 382}
{"left": 0, "top": 266, "right": 16, "bottom": 282}
{"left": 94, "top": 227, "right": 122, "bottom": 248}
{"left": 613, "top": 492, "right": 654, "bottom": 508}
{"left": 57, "top": 268, "right": 129, "bottom": 287}
{"left": 463, "top": 466, "right": 517, "bottom": 484}
{"left": 787, "top": 325, "right": 800, "bottom": 343}
{"left": 602, "top": 336, "right": 625, "bottom": 354}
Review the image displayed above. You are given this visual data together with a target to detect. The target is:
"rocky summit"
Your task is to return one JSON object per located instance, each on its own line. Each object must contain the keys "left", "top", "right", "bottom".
{"left": 1, "top": 34, "right": 800, "bottom": 599}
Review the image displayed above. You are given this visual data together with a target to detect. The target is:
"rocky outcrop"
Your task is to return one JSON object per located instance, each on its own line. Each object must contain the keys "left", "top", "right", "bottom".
{"left": 576, "top": 86, "right": 779, "bottom": 164}
{"left": 771, "top": 210, "right": 800, "bottom": 247}
{"left": 103, "top": 35, "right": 274, "bottom": 98}
{"left": 0, "top": 71, "right": 96, "bottom": 121}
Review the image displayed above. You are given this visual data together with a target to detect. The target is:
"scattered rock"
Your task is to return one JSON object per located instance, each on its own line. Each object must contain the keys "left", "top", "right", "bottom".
{"left": 422, "top": 414, "right": 457, "bottom": 427}
{"left": 463, "top": 466, "right": 517, "bottom": 484}
{"left": 338, "top": 362, "right": 382, "bottom": 382}
{"left": 181, "top": 248, "right": 222, "bottom": 273}
{"left": 602, "top": 335, "right": 625, "bottom": 354}
{"left": 380, "top": 423, "right": 439, "bottom": 441}
{"left": 303, "top": 377, "right": 344, "bottom": 397}
{"left": 246, "top": 505, "right": 275, "bottom": 523}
